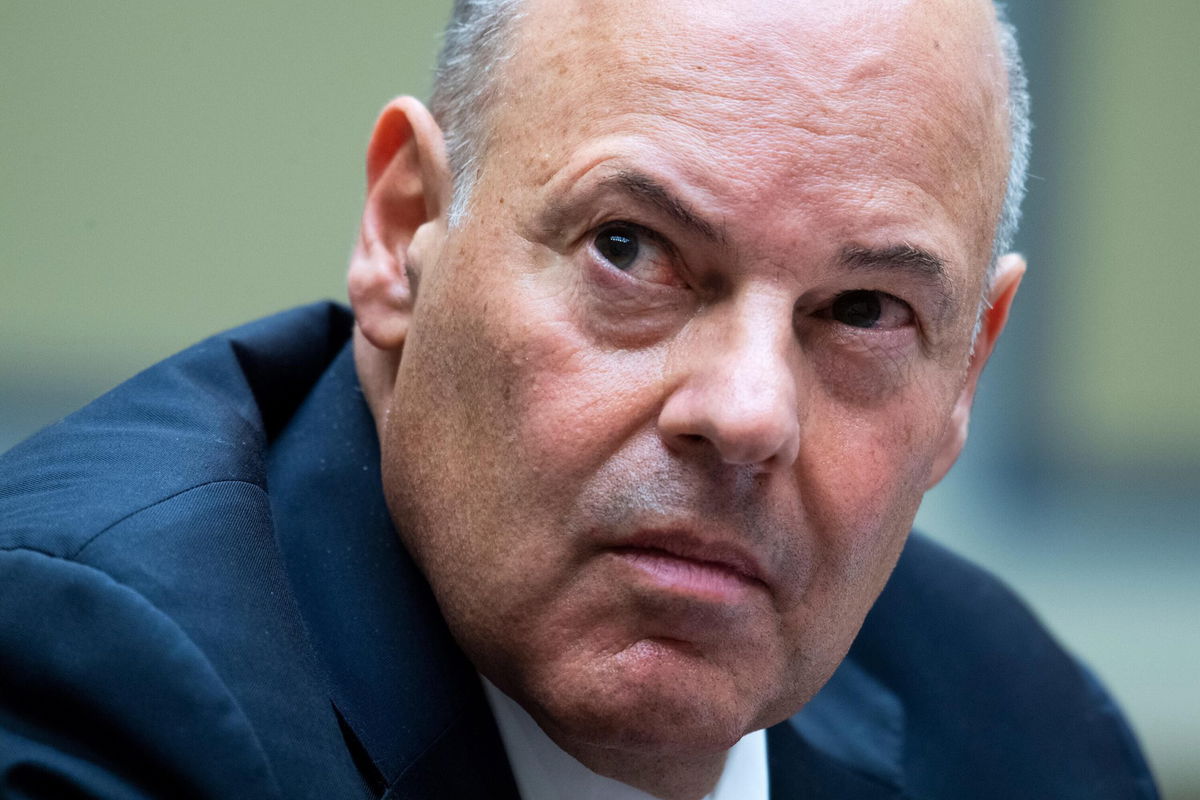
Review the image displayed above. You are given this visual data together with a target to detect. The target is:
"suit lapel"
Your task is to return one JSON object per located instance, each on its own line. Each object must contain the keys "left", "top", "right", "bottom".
{"left": 268, "top": 343, "right": 518, "bottom": 799}
{"left": 770, "top": 648, "right": 909, "bottom": 799}
{"left": 382, "top": 694, "right": 520, "bottom": 800}
{"left": 768, "top": 721, "right": 906, "bottom": 800}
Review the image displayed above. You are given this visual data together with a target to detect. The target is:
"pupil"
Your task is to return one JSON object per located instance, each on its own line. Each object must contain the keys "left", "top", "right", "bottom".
{"left": 833, "top": 291, "right": 882, "bottom": 328}
{"left": 596, "top": 228, "right": 639, "bottom": 270}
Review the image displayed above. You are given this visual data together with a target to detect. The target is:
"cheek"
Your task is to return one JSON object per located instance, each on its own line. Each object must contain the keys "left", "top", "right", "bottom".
{"left": 488, "top": 275, "right": 670, "bottom": 483}
{"left": 767, "top": 394, "right": 950, "bottom": 692}
{"left": 511, "top": 325, "right": 668, "bottom": 482}
{"left": 800, "top": 382, "right": 954, "bottom": 568}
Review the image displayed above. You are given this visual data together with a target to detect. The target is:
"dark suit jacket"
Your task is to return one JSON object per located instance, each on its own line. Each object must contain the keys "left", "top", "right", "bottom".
{"left": 0, "top": 303, "right": 1158, "bottom": 799}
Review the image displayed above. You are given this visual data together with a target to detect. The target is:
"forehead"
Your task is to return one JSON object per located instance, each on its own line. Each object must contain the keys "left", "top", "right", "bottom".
{"left": 488, "top": 0, "right": 1008, "bottom": 273}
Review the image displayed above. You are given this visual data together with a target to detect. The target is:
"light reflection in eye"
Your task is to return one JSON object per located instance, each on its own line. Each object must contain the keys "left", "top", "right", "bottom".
{"left": 594, "top": 226, "right": 641, "bottom": 270}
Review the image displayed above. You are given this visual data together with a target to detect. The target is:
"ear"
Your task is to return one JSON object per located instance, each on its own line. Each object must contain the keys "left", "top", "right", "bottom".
{"left": 348, "top": 96, "right": 451, "bottom": 353}
{"left": 926, "top": 253, "right": 1025, "bottom": 488}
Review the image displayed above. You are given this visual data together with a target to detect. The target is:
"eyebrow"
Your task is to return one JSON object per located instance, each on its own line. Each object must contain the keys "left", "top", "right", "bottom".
{"left": 839, "top": 243, "right": 948, "bottom": 282}
{"left": 590, "top": 169, "right": 727, "bottom": 245}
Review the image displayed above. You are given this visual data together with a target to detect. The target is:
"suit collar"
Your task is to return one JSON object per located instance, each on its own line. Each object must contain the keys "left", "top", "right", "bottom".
{"left": 767, "top": 718, "right": 906, "bottom": 800}
{"left": 788, "top": 653, "right": 907, "bottom": 793}
{"left": 267, "top": 341, "right": 518, "bottom": 798}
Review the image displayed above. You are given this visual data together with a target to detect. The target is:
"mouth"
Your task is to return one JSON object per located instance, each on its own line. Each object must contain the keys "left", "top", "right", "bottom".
{"left": 608, "top": 530, "right": 767, "bottom": 601}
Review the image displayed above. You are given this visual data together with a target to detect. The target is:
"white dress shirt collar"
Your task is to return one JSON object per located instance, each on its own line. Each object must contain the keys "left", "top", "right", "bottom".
{"left": 482, "top": 677, "right": 769, "bottom": 800}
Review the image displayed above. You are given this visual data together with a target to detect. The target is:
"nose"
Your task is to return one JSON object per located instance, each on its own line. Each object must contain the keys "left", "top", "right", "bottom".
{"left": 657, "top": 307, "right": 801, "bottom": 472}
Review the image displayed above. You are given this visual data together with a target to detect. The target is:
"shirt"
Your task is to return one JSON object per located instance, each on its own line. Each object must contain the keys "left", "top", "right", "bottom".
{"left": 482, "top": 677, "right": 769, "bottom": 800}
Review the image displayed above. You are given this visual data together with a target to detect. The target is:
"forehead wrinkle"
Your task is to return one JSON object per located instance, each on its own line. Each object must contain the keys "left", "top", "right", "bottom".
{"left": 588, "top": 22, "right": 1002, "bottom": 219}
{"left": 506, "top": 0, "right": 1003, "bottom": 159}
{"left": 512, "top": 0, "right": 1006, "bottom": 136}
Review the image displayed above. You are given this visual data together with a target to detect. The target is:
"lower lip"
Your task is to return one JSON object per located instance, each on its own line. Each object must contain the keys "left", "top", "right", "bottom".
{"left": 610, "top": 547, "right": 758, "bottom": 601}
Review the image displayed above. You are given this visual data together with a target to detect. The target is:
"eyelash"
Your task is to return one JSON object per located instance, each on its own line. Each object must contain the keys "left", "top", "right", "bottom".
{"left": 594, "top": 220, "right": 666, "bottom": 252}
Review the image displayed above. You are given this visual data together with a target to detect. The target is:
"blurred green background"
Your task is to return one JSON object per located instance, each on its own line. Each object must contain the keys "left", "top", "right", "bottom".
{"left": 2, "top": 1, "right": 1197, "bottom": 796}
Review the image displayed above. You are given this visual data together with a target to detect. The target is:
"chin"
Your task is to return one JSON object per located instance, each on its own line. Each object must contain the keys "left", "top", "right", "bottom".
{"left": 525, "top": 637, "right": 772, "bottom": 758}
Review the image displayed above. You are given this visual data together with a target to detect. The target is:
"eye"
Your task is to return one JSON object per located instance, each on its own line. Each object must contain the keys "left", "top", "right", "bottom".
{"left": 594, "top": 225, "right": 641, "bottom": 271}
{"left": 587, "top": 222, "right": 682, "bottom": 288}
{"left": 829, "top": 290, "right": 913, "bottom": 330}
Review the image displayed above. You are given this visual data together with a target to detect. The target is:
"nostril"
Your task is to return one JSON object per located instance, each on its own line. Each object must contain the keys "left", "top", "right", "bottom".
{"left": 663, "top": 431, "right": 716, "bottom": 460}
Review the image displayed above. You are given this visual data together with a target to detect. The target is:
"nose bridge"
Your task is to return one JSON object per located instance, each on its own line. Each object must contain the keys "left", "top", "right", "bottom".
{"left": 659, "top": 294, "right": 801, "bottom": 470}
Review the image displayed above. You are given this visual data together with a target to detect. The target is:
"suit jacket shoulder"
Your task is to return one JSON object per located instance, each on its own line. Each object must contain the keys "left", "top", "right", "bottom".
{"left": 0, "top": 303, "right": 376, "bottom": 799}
{"left": 788, "top": 533, "right": 1159, "bottom": 799}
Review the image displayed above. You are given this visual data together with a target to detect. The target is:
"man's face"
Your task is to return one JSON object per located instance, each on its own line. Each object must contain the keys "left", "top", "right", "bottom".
{"left": 381, "top": 0, "right": 1008, "bottom": 758}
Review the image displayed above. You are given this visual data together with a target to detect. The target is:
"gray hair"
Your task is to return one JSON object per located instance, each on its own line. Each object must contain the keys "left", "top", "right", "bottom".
{"left": 430, "top": 0, "right": 1031, "bottom": 276}
{"left": 430, "top": 0, "right": 524, "bottom": 227}
{"left": 992, "top": 4, "right": 1032, "bottom": 273}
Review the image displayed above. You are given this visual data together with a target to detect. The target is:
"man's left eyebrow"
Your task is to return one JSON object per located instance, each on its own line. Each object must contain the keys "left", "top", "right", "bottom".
{"left": 839, "top": 243, "right": 948, "bottom": 280}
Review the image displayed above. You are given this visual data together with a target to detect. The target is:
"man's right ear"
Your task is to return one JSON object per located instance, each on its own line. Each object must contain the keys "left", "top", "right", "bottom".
{"left": 348, "top": 96, "right": 451, "bottom": 352}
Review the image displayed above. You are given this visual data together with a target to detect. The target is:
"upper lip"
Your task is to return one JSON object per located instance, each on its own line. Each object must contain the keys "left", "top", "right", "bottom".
{"left": 611, "top": 528, "right": 768, "bottom": 587}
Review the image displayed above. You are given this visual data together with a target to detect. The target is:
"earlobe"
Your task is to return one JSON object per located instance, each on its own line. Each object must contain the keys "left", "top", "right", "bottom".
{"left": 926, "top": 254, "right": 1025, "bottom": 488}
{"left": 348, "top": 96, "right": 451, "bottom": 353}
